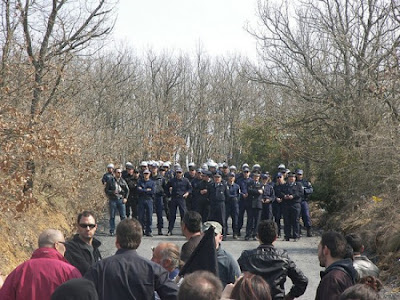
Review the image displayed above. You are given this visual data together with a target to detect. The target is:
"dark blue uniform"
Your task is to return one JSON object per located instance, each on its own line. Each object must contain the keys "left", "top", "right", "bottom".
{"left": 297, "top": 178, "right": 313, "bottom": 232}
{"left": 226, "top": 182, "right": 240, "bottom": 236}
{"left": 151, "top": 174, "right": 166, "bottom": 233}
{"left": 237, "top": 176, "right": 253, "bottom": 235}
{"left": 273, "top": 182, "right": 284, "bottom": 237}
{"left": 208, "top": 181, "right": 230, "bottom": 236}
{"left": 261, "top": 183, "right": 275, "bottom": 221}
{"left": 137, "top": 178, "right": 155, "bottom": 235}
{"left": 280, "top": 182, "right": 303, "bottom": 240}
{"left": 246, "top": 179, "right": 263, "bottom": 239}
{"left": 193, "top": 179, "right": 212, "bottom": 222}
{"left": 166, "top": 177, "right": 192, "bottom": 234}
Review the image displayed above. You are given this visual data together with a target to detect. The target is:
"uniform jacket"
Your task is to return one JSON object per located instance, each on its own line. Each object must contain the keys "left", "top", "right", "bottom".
{"left": 296, "top": 178, "right": 313, "bottom": 201}
{"left": 208, "top": 182, "right": 230, "bottom": 203}
{"left": 166, "top": 177, "right": 192, "bottom": 198}
{"left": 64, "top": 234, "right": 102, "bottom": 276}
{"left": 247, "top": 180, "right": 264, "bottom": 209}
{"left": 227, "top": 182, "right": 240, "bottom": 201}
{"left": 84, "top": 248, "right": 178, "bottom": 300}
{"left": 263, "top": 183, "right": 275, "bottom": 203}
{"left": 193, "top": 179, "right": 212, "bottom": 203}
{"left": 315, "top": 258, "right": 356, "bottom": 300}
{"left": 280, "top": 182, "right": 303, "bottom": 204}
{"left": 137, "top": 178, "right": 155, "bottom": 200}
{"left": 237, "top": 177, "right": 253, "bottom": 196}
{"left": 238, "top": 244, "right": 308, "bottom": 300}
{"left": 105, "top": 176, "right": 129, "bottom": 200}
{"left": 151, "top": 174, "right": 166, "bottom": 196}
{"left": 0, "top": 247, "right": 81, "bottom": 300}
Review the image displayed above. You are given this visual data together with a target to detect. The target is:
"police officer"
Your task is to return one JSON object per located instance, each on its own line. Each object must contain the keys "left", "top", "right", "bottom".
{"left": 237, "top": 167, "right": 252, "bottom": 237}
{"left": 207, "top": 173, "right": 230, "bottom": 240}
{"left": 137, "top": 169, "right": 155, "bottom": 237}
{"left": 280, "top": 172, "right": 303, "bottom": 241}
{"left": 245, "top": 171, "right": 263, "bottom": 240}
{"left": 151, "top": 163, "right": 166, "bottom": 235}
{"left": 221, "top": 163, "right": 230, "bottom": 182}
{"left": 165, "top": 168, "right": 192, "bottom": 236}
{"left": 122, "top": 163, "right": 139, "bottom": 219}
{"left": 194, "top": 170, "right": 212, "bottom": 222}
{"left": 226, "top": 172, "right": 240, "bottom": 239}
{"left": 184, "top": 163, "right": 197, "bottom": 211}
{"left": 296, "top": 169, "right": 313, "bottom": 237}
{"left": 261, "top": 173, "right": 275, "bottom": 221}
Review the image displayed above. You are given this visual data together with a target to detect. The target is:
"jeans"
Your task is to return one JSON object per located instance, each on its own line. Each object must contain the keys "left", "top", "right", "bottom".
{"left": 109, "top": 198, "right": 126, "bottom": 233}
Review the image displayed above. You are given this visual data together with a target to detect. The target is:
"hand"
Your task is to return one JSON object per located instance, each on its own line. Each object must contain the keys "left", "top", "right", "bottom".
{"left": 277, "top": 197, "right": 282, "bottom": 203}
{"left": 123, "top": 198, "right": 127, "bottom": 204}
{"left": 264, "top": 199, "right": 270, "bottom": 203}
{"left": 258, "top": 189, "right": 263, "bottom": 194}
{"left": 221, "top": 283, "right": 234, "bottom": 299}
{"left": 243, "top": 193, "right": 248, "bottom": 198}
{"left": 146, "top": 188, "right": 151, "bottom": 191}
{"left": 200, "top": 189, "right": 207, "bottom": 195}
{"left": 289, "top": 195, "right": 293, "bottom": 200}
{"left": 183, "top": 192, "right": 189, "bottom": 198}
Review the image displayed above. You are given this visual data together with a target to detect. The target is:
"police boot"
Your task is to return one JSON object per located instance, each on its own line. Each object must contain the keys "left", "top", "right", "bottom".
{"left": 307, "top": 227, "right": 312, "bottom": 237}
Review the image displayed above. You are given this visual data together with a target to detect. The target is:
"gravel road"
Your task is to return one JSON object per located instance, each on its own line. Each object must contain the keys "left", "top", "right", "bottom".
{"left": 94, "top": 214, "right": 399, "bottom": 299}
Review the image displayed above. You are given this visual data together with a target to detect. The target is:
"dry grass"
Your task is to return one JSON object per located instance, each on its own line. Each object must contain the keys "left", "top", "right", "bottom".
{"left": 311, "top": 197, "right": 400, "bottom": 284}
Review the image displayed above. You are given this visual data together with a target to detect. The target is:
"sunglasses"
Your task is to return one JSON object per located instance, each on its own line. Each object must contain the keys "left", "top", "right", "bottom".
{"left": 79, "top": 224, "right": 96, "bottom": 229}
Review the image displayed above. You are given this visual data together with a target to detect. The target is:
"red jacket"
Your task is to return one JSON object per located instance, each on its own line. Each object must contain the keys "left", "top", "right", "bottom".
{"left": 0, "top": 247, "right": 81, "bottom": 300}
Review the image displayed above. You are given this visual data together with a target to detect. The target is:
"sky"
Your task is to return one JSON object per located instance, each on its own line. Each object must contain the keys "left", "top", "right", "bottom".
{"left": 112, "top": 0, "right": 259, "bottom": 60}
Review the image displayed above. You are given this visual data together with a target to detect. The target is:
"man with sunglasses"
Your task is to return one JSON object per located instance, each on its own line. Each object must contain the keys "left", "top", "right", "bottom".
{"left": 65, "top": 211, "right": 102, "bottom": 275}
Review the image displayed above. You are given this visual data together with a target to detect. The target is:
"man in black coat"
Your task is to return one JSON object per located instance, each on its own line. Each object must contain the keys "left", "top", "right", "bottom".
{"left": 280, "top": 172, "right": 303, "bottom": 241}
{"left": 85, "top": 218, "right": 178, "bottom": 300}
{"left": 207, "top": 173, "right": 230, "bottom": 239}
{"left": 65, "top": 211, "right": 102, "bottom": 276}
{"left": 238, "top": 220, "right": 308, "bottom": 300}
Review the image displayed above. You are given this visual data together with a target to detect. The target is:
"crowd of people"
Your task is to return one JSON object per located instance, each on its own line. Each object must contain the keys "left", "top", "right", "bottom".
{"left": 0, "top": 160, "right": 383, "bottom": 300}
{"left": 0, "top": 209, "right": 382, "bottom": 300}
{"left": 101, "top": 160, "right": 314, "bottom": 241}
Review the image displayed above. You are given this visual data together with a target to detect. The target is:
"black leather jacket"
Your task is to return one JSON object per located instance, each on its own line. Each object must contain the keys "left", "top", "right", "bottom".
{"left": 238, "top": 244, "right": 308, "bottom": 300}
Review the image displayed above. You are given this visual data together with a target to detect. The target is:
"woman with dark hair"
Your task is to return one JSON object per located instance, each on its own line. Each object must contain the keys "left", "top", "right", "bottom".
{"left": 230, "top": 272, "right": 272, "bottom": 300}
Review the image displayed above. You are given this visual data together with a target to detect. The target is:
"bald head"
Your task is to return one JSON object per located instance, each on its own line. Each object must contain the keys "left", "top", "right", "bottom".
{"left": 38, "top": 229, "right": 66, "bottom": 255}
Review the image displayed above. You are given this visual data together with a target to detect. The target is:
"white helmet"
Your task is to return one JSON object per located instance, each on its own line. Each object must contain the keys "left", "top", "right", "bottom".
{"left": 278, "top": 164, "right": 286, "bottom": 169}
{"left": 107, "top": 163, "right": 114, "bottom": 169}
{"left": 140, "top": 161, "right": 148, "bottom": 167}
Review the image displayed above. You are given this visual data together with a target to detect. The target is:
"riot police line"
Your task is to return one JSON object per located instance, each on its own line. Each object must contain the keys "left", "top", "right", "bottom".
{"left": 102, "top": 160, "right": 313, "bottom": 240}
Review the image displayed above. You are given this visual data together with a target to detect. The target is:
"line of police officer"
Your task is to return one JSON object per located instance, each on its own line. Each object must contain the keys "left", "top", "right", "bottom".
{"left": 102, "top": 160, "right": 313, "bottom": 241}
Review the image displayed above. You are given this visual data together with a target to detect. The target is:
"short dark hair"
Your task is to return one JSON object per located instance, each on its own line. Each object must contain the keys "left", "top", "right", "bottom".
{"left": 321, "top": 231, "right": 347, "bottom": 259}
{"left": 339, "top": 283, "right": 380, "bottom": 300}
{"left": 182, "top": 211, "right": 202, "bottom": 233}
{"left": 116, "top": 218, "right": 142, "bottom": 249}
{"left": 230, "top": 272, "right": 272, "bottom": 300}
{"left": 77, "top": 211, "right": 96, "bottom": 224}
{"left": 257, "top": 220, "right": 277, "bottom": 244}
{"left": 345, "top": 233, "right": 363, "bottom": 253}
{"left": 178, "top": 271, "right": 223, "bottom": 300}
